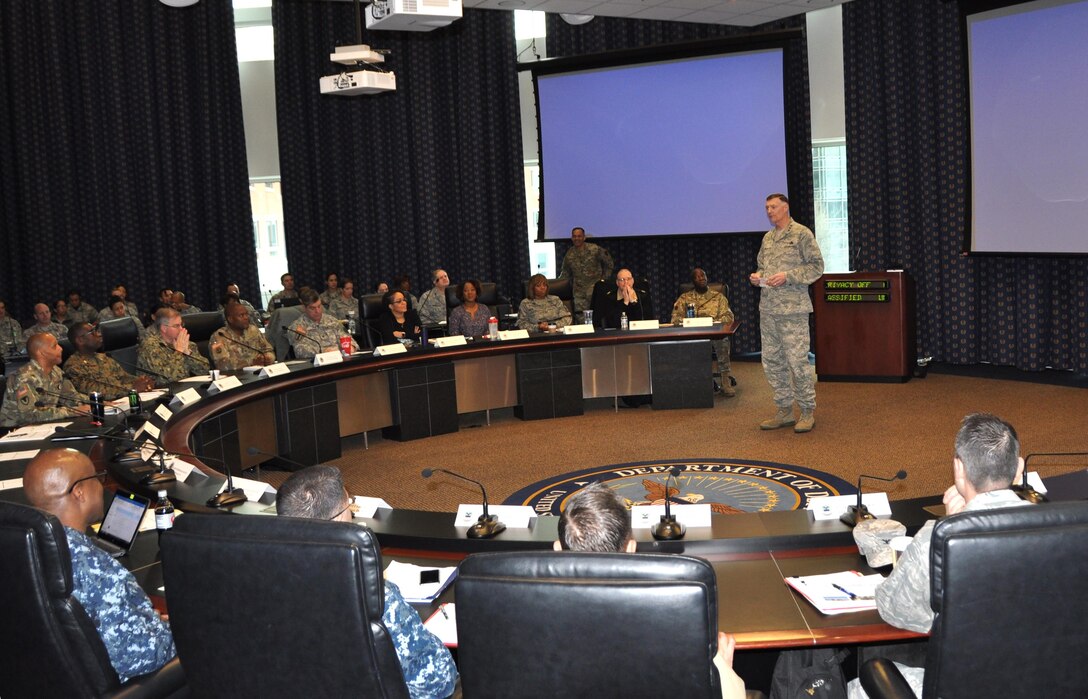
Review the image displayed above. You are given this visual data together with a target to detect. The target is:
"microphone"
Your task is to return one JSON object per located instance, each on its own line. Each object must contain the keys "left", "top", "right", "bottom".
{"left": 651, "top": 465, "right": 686, "bottom": 541}
{"left": 421, "top": 468, "right": 505, "bottom": 539}
{"left": 246, "top": 446, "right": 310, "bottom": 472}
{"left": 1012, "top": 452, "right": 1088, "bottom": 504}
{"left": 283, "top": 325, "right": 323, "bottom": 352}
{"left": 840, "top": 470, "right": 908, "bottom": 527}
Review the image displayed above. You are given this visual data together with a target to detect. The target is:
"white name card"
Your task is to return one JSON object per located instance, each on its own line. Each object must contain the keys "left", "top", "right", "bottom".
{"left": 434, "top": 335, "right": 467, "bottom": 348}
{"left": 143, "top": 422, "right": 161, "bottom": 440}
{"left": 218, "top": 475, "right": 276, "bottom": 503}
{"left": 168, "top": 388, "right": 202, "bottom": 409}
{"left": 454, "top": 504, "right": 536, "bottom": 529}
{"left": 139, "top": 440, "right": 159, "bottom": 462}
{"left": 630, "top": 503, "right": 713, "bottom": 529}
{"left": 682, "top": 316, "right": 714, "bottom": 328}
{"left": 807, "top": 493, "right": 892, "bottom": 521}
{"left": 259, "top": 362, "right": 290, "bottom": 377}
{"left": 154, "top": 404, "right": 173, "bottom": 422}
{"left": 351, "top": 495, "right": 393, "bottom": 519}
{"left": 312, "top": 350, "right": 343, "bottom": 366}
{"left": 498, "top": 329, "right": 530, "bottom": 341}
{"left": 628, "top": 319, "right": 660, "bottom": 330}
{"left": 170, "top": 458, "right": 208, "bottom": 482}
{"left": 206, "top": 375, "right": 244, "bottom": 394}
{"left": 562, "top": 324, "right": 595, "bottom": 335}
{"left": 374, "top": 342, "right": 408, "bottom": 356}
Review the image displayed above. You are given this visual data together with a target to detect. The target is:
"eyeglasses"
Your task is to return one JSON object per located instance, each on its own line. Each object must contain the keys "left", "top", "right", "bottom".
{"left": 66, "top": 470, "right": 107, "bottom": 495}
{"left": 329, "top": 498, "right": 355, "bottom": 521}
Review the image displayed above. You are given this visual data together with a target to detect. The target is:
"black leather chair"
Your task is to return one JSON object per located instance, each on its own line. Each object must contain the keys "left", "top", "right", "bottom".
{"left": 522, "top": 277, "right": 574, "bottom": 317}
{"left": 0, "top": 501, "right": 187, "bottom": 698}
{"left": 456, "top": 550, "right": 723, "bottom": 698}
{"left": 177, "top": 311, "right": 224, "bottom": 364}
{"left": 860, "top": 501, "right": 1088, "bottom": 699}
{"left": 588, "top": 278, "right": 654, "bottom": 328}
{"left": 159, "top": 513, "right": 410, "bottom": 699}
{"left": 360, "top": 292, "right": 388, "bottom": 349}
{"left": 98, "top": 316, "right": 141, "bottom": 352}
{"left": 265, "top": 305, "right": 303, "bottom": 360}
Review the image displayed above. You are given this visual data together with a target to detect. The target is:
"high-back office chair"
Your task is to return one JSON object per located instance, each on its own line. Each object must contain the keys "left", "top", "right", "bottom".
{"left": 98, "top": 316, "right": 141, "bottom": 351}
{"left": 178, "top": 311, "right": 224, "bottom": 364}
{"left": 588, "top": 277, "right": 654, "bottom": 328}
{"left": 160, "top": 513, "right": 410, "bottom": 699}
{"left": 522, "top": 277, "right": 574, "bottom": 317}
{"left": 456, "top": 550, "right": 723, "bottom": 698}
{"left": 860, "top": 501, "right": 1088, "bottom": 698}
{"left": 360, "top": 292, "right": 388, "bottom": 348}
{"left": 0, "top": 501, "right": 187, "bottom": 699}
{"left": 265, "top": 305, "right": 303, "bottom": 360}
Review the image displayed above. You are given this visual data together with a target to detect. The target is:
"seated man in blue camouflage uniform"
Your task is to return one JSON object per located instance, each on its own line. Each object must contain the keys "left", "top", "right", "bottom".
{"left": 276, "top": 466, "right": 458, "bottom": 699}
{"left": 24, "top": 448, "right": 176, "bottom": 683}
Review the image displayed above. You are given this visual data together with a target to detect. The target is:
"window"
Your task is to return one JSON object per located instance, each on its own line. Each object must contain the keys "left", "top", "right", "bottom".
{"left": 812, "top": 140, "right": 850, "bottom": 273}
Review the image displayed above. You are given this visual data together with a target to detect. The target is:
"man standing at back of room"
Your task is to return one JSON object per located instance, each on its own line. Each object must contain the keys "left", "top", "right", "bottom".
{"left": 749, "top": 193, "right": 823, "bottom": 433}
{"left": 559, "top": 226, "right": 613, "bottom": 320}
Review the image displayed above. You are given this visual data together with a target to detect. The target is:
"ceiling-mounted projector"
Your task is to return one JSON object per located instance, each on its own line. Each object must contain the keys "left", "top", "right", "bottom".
{"left": 366, "top": 0, "right": 462, "bottom": 31}
{"left": 319, "top": 45, "right": 395, "bottom": 95}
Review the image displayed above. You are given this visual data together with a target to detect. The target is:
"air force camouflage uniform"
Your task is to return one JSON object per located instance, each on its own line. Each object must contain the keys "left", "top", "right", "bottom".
{"left": 0, "top": 360, "right": 88, "bottom": 427}
{"left": 516, "top": 296, "right": 572, "bottom": 331}
{"left": 670, "top": 288, "right": 735, "bottom": 378}
{"left": 136, "top": 330, "right": 210, "bottom": 387}
{"left": 755, "top": 219, "right": 824, "bottom": 412}
{"left": 415, "top": 288, "right": 448, "bottom": 326}
{"left": 559, "top": 243, "right": 614, "bottom": 315}
{"left": 63, "top": 352, "right": 141, "bottom": 400}
{"left": 289, "top": 313, "right": 358, "bottom": 359}
{"left": 210, "top": 325, "right": 275, "bottom": 371}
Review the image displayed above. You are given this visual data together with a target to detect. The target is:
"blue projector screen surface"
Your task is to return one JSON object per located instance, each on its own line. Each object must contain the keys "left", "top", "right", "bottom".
{"left": 536, "top": 48, "right": 787, "bottom": 240}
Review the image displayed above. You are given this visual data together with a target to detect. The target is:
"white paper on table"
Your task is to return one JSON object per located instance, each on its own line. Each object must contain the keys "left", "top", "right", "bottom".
{"left": 374, "top": 343, "right": 408, "bottom": 356}
{"left": 1027, "top": 471, "right": 1048, "bottom": 494}
{"left": 177, "top": 375, "right": 211, "bottom": 383}
{"left": 0, "top": 449, "right": 39, "bottom": 462}
{"left": 784, "top": 570, "right": 882, "bottom": 615}
{"left": 0, "top": 477, "right": 25, "bottom": 491}
{"left": 424, "top": 603, "right": 458, "bottom": 647}
{"left": 139, "top": 389, "right": 169, "bottom": 402}
{"left": 218, "top": 475, "right": 275, "bottom": 503}
{"left": 351, "top": 495, "right": 392, "bottom": 518}
{"left": 383, "top": 560, "right": 458, "bottom": 603}
{"left": 154, "top": 404, "right": 174, "bottom": 422}
{"left": 807, "top": 493, "right": 892, "bottom": 521}
{"left": 0, "top": 423, "right": 69, "bottom": 443}
{"left": 630, "top": 503, "right": 713, "bottom": 529}
{"left": 454, "top": 504, "right": 536, "bottom": 529}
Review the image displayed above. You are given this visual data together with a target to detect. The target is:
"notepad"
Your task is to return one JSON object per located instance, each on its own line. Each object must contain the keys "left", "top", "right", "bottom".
{"left": 784, "top": 570, "right": 882, "bottom": 615}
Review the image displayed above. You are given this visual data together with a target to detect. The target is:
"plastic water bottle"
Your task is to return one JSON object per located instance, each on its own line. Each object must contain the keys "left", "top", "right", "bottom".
{"left": 346, "top": 311, "right": 357, "bottom": 336}
{"left": 154, "top": 490, "right": 174, "bottom": 540}
{"left": 488, "top": 316, "right": 499, "bottom": 341}
{"left": 620, "top": 312, "right": 628, "bottom": 331}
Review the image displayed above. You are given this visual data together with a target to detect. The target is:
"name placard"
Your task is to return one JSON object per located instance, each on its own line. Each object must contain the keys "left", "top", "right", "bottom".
{"left": 682, "top": 317, "right": 714, "bottom": 328}
{"left": 259, "top": 362, "right": 290, "bottom": 377}
{"left": 454, "top": 504, "right": 536, "bottom": 529}
{"left": 374, "top": 343, "right": 408, "bottom": 356}
{"left": 434, "top": 335, "right": 467, "bottom": 348}
{"left": 312, "top": 350, "right": 343, "bottom": 366}
{"left": 154, "top": 404, "right": 173, "bottom": 422}
{"left": 562, "top": 324, "right": 595, "bottom": 335}
{"left": 168, "top": 388, "right": 201, "bottom": 409}
{"left": 630, "top": 504, "right": 712, "bottom": 529}
{"left": 628, "top": 319, "right": 660, "bottom": 330}
{"left": 498, "top": 329, "right": 530, "bottom": 341}
{"left": 206, "top": 375, "right": 244, "bottom": 394}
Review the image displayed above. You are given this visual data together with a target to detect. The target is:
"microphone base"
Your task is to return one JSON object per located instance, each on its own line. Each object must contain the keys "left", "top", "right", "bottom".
{"left": 143, "top": 469, "right": 178, "bottom": 487}
{"left": 113, "top": 449, "right": 144, "bottom": 463}
{"left": 1011, "top": 484, "right": 1049, "bottom": 504}
{"left": 467, "top": 515, "right": 506, "bottom": 539}
{"left": 206, "top": 488, "right": 247, "bottom": 508}
{"left": 651, "top": 515, "right": 686, "bottom": 541}
{"left": 839, "top": 505, "right": 875, "bottom": 528}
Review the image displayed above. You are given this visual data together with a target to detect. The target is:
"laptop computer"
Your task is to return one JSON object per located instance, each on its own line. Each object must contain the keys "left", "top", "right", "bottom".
{"left": 93, "top": 489, "right": 151, "bottom": 558}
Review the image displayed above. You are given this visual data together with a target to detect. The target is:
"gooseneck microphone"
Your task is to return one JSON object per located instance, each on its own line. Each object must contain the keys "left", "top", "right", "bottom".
{"left": 283, "top": 326, "right": 323, "bottom": 352}
{"left": 840, "top": 470, "right": 908, "bottom": 527}
{"left": 651, "top": 465, "right": 686, "bottom": 541}
{"left": 422, "top": 468, "right": 505, "bottom": 539}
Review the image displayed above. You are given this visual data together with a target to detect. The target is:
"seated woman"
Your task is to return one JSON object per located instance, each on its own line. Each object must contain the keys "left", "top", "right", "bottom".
{"left": 517, "top": 274, "right": 571, "bottom": 332}
{"left": 447, "top": 279, "right": 492, "bottom": 338}
{"left": 328, "top": 278, "right": 360, "bottom": 320}
{"left": 378, "top": 290, "right": 422, "bottom": 345}
{"left": 600, "top": 269, "right": 653, "bottom": 329}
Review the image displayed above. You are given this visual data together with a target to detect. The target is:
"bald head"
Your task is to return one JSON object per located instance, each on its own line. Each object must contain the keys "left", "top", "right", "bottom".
{"left": 27, "top": 332, "right": 62, "bottom": 369}
{"left": 24, "top": 448, "right": 104, "bottom": 530}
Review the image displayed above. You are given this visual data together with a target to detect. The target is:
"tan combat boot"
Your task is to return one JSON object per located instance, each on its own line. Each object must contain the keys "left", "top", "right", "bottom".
{"left": 794, "top": 411, "right": 815, "bottom": 433}
{"left": 759, "top": 407, "right": 795, "bottom": 430}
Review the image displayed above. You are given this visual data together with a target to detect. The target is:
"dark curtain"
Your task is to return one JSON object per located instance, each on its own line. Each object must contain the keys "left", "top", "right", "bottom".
{"left": 271, "top": 3, "right": 528, "bottom": 301}
{"left": 843, "top": 0, "right": 1088, "bottom": 374}
{"left": 0, "top": 0, "right": 255, "bottom": 321}
{"left": 544, "top": 14, "right": 812, "bottom": 352}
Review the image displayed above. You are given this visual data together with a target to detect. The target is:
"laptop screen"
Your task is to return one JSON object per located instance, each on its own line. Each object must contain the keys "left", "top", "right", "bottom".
{"left": 98, "top": 489, "right": 150, "bottom": 551}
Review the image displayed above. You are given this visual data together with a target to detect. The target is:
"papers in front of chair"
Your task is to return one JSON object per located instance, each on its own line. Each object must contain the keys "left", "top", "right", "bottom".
{"left": 0, "top": 477, "right": 25, "bottom": 491}
{"left": 217, "top": 475, "right": 275, "bottom": 504}
{"left": 384, "top": 560, "right": 458, "bottom": 603}
{"left": 806, "top": 493, "right": 892, "bottom": 521}
{"left": 424, "top": 603, "right": 458, "bottom": 647}
{"left": 0, "top": 450, "right": 39, "bottom": 463}
{"left": 1, "top": 423, "right": 69, "bottom": 443}
{"left": 454, "top": 504, "right": 536, "bottom": 529}
{"left": 784, "top": 570, "right": 882, "bottom": 615}
{"left": 351, "top": 495, "right": 392, "bottom": 519}
{"left": 630, "top": 503, "right": 712, "bottom": 529}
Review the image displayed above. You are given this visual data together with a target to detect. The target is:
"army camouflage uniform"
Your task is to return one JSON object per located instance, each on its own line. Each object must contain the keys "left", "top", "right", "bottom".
{"left": 0, "top": 316, "right": 25, "bottom": 354}
{"left": 319, "top": 288, "right": 340, "bottom": 307}
{"left": 0, "top": 359, "right": 88, "bottom": 427}
{"left": 22, "top": 322, "right": 70, "bottom": 344}
{"left": 559, "top": 243, "right": 614, "bottom": 315}
{"left": 755, "top": 219, "right": 824, "bottom": 412}
{"left": 63, "top": 352, "right": 143, "bottom": 400}
{"left": 216, "top": 299, "right": 261, "bottom": 328}
{"left": 136, "top": 329, "right": 210, "bottom": 387}
{"left": 210, "top": 325, "right": 275, "bottom": 371}
{"left": 516, "top": 296, "right": 571, "bottom": 331}
{"left": 66, "top": 302, "right": 99, "bottom": 326}
{"left": 671, "top": 287, "right": 735, "bottom": 379}
{"left": 289, "top": 313, "right": 358, "bottom": 359}
{"left": 328, "top": 295, "right": 360, "bottom": 322}
{"left": 416, "top": 288, "right": 448, "bottom": 326}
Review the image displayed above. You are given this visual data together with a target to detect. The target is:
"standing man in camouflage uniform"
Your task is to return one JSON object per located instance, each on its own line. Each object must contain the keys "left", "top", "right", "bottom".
{"left": 671, "top": 268, "right": 736, "bottom": 397}
{"left": 1, "top": 333, "right": 89, "bottom": 428}
{"left": 559, "top": 227, "right": 614, "bottom": 319}
{"left": 64, "top": 323, "right": 156, "bottom": 399}
{"left": 0, "top": 299, "right": 26, "bottom": 354}
{"left": 210, "top": 300, "right": 275, "bottom": 371}
{"left": 749, "top": 193, "right": 824, "bottom": 433}
{"left": 289, "top": 289, "right": 358, "bottom": 359}
{"left": 22, "top": 303, "right": 69, "bottom": 343}
{"left": 137, "top": 308, "right": 210, "bottom": 387}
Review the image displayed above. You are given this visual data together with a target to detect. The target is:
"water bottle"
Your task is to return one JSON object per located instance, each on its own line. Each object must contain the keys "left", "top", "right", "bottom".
{"left": 488, "top": 316, "right": 499, "bottom": 341}
{"left": 154, "top": 490, "right": 174, "bottom": 540}
{"left": 346, "top": 311, "right": 357, "bottom": 336}
{"left": 620, "top": 312, "right": 628, "bottom": 331}
{"left": 686, "top": 303, "right": 696, "bottom": 319}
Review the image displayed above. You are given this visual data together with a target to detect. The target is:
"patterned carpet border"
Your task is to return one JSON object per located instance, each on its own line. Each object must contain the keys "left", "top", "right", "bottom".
{"left": 503, "top": 458, "right": 855, "bottom": 516}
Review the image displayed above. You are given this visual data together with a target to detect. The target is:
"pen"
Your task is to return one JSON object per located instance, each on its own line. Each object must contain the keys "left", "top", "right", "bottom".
{"left": 439, "top": 605, "right": 449, "bottom": 619}
{"left": 832, "top": 583, "right": 857, "bottom": 600}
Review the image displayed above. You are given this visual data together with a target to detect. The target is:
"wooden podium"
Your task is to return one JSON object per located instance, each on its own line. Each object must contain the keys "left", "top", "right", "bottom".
{"left": 813, "top": 271, "right": 916, "bottom": 382}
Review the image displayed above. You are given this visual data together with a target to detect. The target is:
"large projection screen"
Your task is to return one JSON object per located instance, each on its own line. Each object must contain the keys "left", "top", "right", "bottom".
{"left": 532, "top": 45, "right": 788, "bottom": 241}
{"left": 967, "top": 0, "right": 1088, "bottom": 254}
